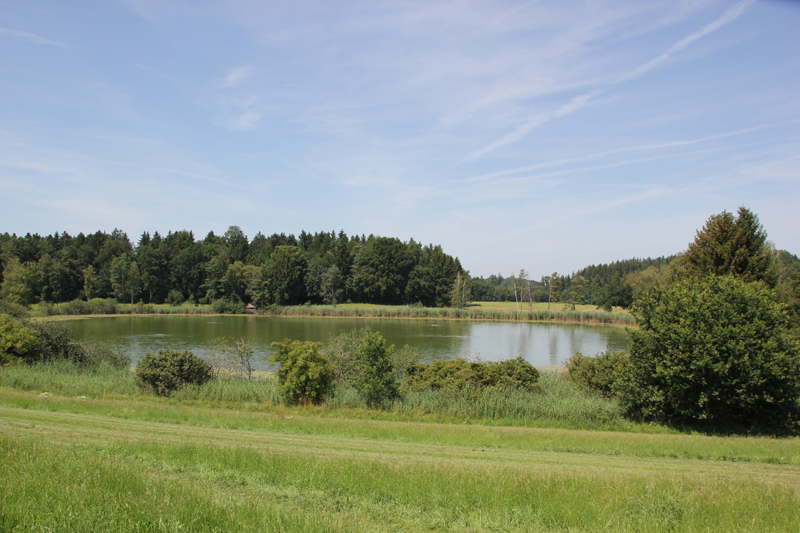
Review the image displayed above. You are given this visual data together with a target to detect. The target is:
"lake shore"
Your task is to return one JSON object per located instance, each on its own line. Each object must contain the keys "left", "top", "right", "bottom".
{"left": 31, "top": 300, "right": 636, "bottom": 326}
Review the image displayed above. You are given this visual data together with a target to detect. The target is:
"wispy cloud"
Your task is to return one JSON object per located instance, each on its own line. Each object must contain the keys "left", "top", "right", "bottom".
{"left": 468, "top": 90, "right": 601, "bottom": 159}
{"left": 467, "top": 121, "right": 794, "bottom": 183}
{"left": 623, "top": 0, "right": 756, "bottom": 81}
{"left": 468, "top": 0, "right": 757, "bottom": 160}
{"left": 210, "top": 66, "right": 262, "bottom": 130}
{"left": 0, "top": 27, "right": 66, "bottom": 47}
{"left": 220, "top": 66, "right": 254, "bottom": 88}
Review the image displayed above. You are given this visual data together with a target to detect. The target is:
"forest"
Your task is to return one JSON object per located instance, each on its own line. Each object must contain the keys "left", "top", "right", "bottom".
{"left": 0, "top": 228, "right": 464, "bottom": 309}
{"left": 2, "top": 222, "right": 799, "bottom": 318}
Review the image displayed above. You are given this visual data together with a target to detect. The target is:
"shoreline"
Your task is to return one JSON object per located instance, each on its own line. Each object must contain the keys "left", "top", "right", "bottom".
{"left": 33, "top": 306, "right": 635, "bottom": 328}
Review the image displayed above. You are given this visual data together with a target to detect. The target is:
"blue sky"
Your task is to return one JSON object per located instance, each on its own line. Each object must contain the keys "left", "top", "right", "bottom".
{"left": 1, "top": 0, "right": 798, "bottom": 278}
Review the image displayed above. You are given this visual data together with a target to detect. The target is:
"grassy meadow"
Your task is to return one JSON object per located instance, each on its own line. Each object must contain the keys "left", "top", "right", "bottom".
{"left": 1, "top": 363, "right": 799, "bottom": 532}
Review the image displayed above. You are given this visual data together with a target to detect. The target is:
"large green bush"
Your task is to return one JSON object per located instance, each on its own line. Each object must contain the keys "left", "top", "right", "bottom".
{"left": 0, "top": 300, "right": 30, "bottom": 319}
{"left": 622, "top": 275, "right": 800, "bottom": 433}
{"left": 269, "top": 340, "right": 333, "bottom": 404}
{"left": 136, "top": 349, "right": 213, "bottom": 396}
{"left": 211, "top": 298, "right": 245, "bottom": 314}
{"left": 0, "top": 316, "right": 128, "bottom": 369}
{"left": 23, "top": 320, "right": 87, "bottom": 364}
{"left": 405, "top": 357, "right": 539, "bottom": 393}
{"left": 351, "top": 332, "right": 399, "bottom": 407}
{"left": 0, "top": 315, "right": 37, "bottom": 366}
{"left": 565, "top": 351, "right": 629, "bottom": 398}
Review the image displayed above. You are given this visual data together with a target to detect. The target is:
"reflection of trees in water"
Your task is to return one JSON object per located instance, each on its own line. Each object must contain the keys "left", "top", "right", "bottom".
{"left": 73, "top": 317, "right": 628, "bottom": 369}
{"left": 547, "top": 326, "right": 561, "bottom": 366}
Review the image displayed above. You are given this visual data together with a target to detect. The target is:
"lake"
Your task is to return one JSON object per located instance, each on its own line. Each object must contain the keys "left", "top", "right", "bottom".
{"left": 68, "top": 315, "right": 630, "bottom": 369}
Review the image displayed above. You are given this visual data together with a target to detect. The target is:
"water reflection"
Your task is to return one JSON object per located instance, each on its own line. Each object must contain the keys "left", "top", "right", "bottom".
{"left": 69, "top": 316, "right": 629, "bottom": 369}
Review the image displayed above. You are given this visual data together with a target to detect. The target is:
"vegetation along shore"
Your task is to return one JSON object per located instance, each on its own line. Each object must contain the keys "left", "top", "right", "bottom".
{"left": 1, "top": 207, "right": 800, "bottom": 530}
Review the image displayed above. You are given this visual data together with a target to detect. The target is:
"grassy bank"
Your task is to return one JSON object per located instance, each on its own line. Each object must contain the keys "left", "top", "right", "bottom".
{"left": 0, "top": 363, "right": 630, "bottom": 431}
{"left": 1, "top": 387, "right": 798, "bottom": 531}
{"left": 267, "top": 304, "right": 636, "bottom": 325}
{"left": 29, "top": 299, "right": 636, "bottom": 325}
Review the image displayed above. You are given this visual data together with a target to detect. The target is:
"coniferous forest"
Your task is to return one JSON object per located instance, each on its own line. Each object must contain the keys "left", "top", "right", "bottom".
{"left": 0, "top": 228, "right": 464, "bottom": 309}
{"left": 2, "top": 222, "right": 799, "bottom": 317}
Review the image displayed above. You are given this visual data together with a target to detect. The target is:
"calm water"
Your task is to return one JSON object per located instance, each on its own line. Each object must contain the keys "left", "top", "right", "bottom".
{"left": 69, "top": 315, "right": 630, "bottom": 369}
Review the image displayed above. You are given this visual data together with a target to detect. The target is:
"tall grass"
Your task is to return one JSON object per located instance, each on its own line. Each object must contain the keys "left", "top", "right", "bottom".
{"left": 2, "top": 363, "right": 629, "bottom": 430}
{"left": 326, "top": 372, "right": 629, "bottom": 429}
{"left": 0, "top": 360, "right": 140, "bottom": 397}
{"left": 31, "top": 298, "right": 635, "bottom": 324}
{"left": 33, "top": 298, "right": 215, "bottom": 316}
{"left": 172, "top": 375, "right": 282, "bottom": 406}
{"left": 265, "top": 304, "right": 636, "bottom": 325}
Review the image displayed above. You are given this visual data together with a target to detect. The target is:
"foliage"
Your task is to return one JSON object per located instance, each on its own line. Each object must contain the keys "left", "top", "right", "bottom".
{"left": 623, "top": 275, "right": 800, "bottom": 433}
{"left": 349, "top": 237, "right": 415, "bottom": 304}
{"left": 81, "top": 343, "right": 131, "bottom": 370}
{"left": 404, "top": 357, "right": 539, "bottom": 394}
{"left": 323, "top": 327, "right": 371, "bottom": 386}
{"left": 450, "top": 271, "right": 472, "bottom": 309}
{"left": 351, "top": 332, "right": 400, "bottom": 406}
{"left": 681, "top": 206, "right": 775, "bottom": 285}
{"left": 0, "top": 257, "right": 37, "bottom": 305}
{"left": 23, "top": 320, "right": 88, "bottom": 365}
{"left": 211, "top": 297, "right": 245, "bottom": 314}
{"left": 320, "top": 265, "right": 342, "bottom": 306}
{"left": 268, "top": 339, "right": 333, "bottom": 404}
{"left": 568, "top": 256, "right": 676, "bottom": 308}
{"left": 135, "top": 349, "right": 213, "bottom": 396}
{"left": 0, "top": 299, "right": 30, "bottom": 318}
{"left": 166, "top": 289, "right": 184, "bottom": 306}
{"left": 324, "top": 327, "right": 419, "bottom": 392}
{"left": 213, "top": 337, "right": 255, "bottom": 379}
{"left": 263, "top": 246, "right": 308, "bottom": 305}
{"left": 565, "top": 351, "right": 630, "bottom": 398}
{"left": 0, "top": 314, "right": 37, "bottom": 366}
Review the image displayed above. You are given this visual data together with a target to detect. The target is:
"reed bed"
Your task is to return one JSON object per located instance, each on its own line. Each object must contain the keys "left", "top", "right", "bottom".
{"left": 34, "top": 298, "right": 214, "bottom": 316}
{"left": 32, "top": 299, "right": 636, "bottom": 325}
{"left": 268, "top": 305, "right": 636, "bottom": 325}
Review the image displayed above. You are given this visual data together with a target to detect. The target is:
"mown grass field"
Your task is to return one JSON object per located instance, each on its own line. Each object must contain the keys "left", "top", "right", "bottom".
{"left": 1, "top": 366, "right": 799, "bottom": 532}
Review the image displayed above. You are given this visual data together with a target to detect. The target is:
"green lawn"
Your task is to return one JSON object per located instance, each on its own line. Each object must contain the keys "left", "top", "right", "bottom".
{"left": 1, "top": 383, "right": 798, "bottom": 532}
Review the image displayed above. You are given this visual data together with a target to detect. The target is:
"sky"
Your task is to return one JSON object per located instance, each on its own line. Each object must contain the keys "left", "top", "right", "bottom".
{"left": 1, "top": 0, "right": 798, "bottom": 278}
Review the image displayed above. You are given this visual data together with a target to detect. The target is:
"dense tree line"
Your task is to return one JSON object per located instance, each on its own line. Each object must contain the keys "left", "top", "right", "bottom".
{"left": 566, "top": 207, "right": 800, "bottom": 433}
{"left": 0, "top": 228, "right": 465, "bottom": 308}
{"left": 470, "top": 258, "right": 677, "bottom": 310}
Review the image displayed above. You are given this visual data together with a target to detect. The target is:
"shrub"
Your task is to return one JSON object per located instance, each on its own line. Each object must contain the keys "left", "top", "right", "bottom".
{"left": 351, "top": 332, "right": 399, "bottom": 407}
{"left": 324, "top": 327, "right": 419, "bottom": 388}
{"left": 622, "top": 275, "right": 800, "bottom": 433}
{"left": 135, "top": 349, "right": 213, "bottom": 396}
{"left": 87, "top": 298, "right": 117, "bottom": 315}
{"left": 82, "top": 343, "right": 131, "bottom": 370}
{"left": 213, "top": 337, "right": 255, "bottom": 379}
{"left": 211, "top": 298, "right": 245, "bottom": 314}
{"left": 0, "top": 315, "right": 37, "bottom": 366}
{"left": 269, "top": 340, "right": 333, "bottom": 404}
{"left": 323, "top": 327, "right": 370, "bottom": 386}
{"left": 565, "top": 351, "right": 629, "bottom": 398}
{"left": 0, "top": 300, "right": 30, "bottom": 318}
{"left": 166, "top": 290, "right": 184, "bottom": 306}
{"left": 405, "top": 357, "right": 539, "bottom": 394}
{"left": 59, "top": 299, "right": 90, "bottom": 315}
{"left": 24, "top": 320, "right": 87, "bottom": 364}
